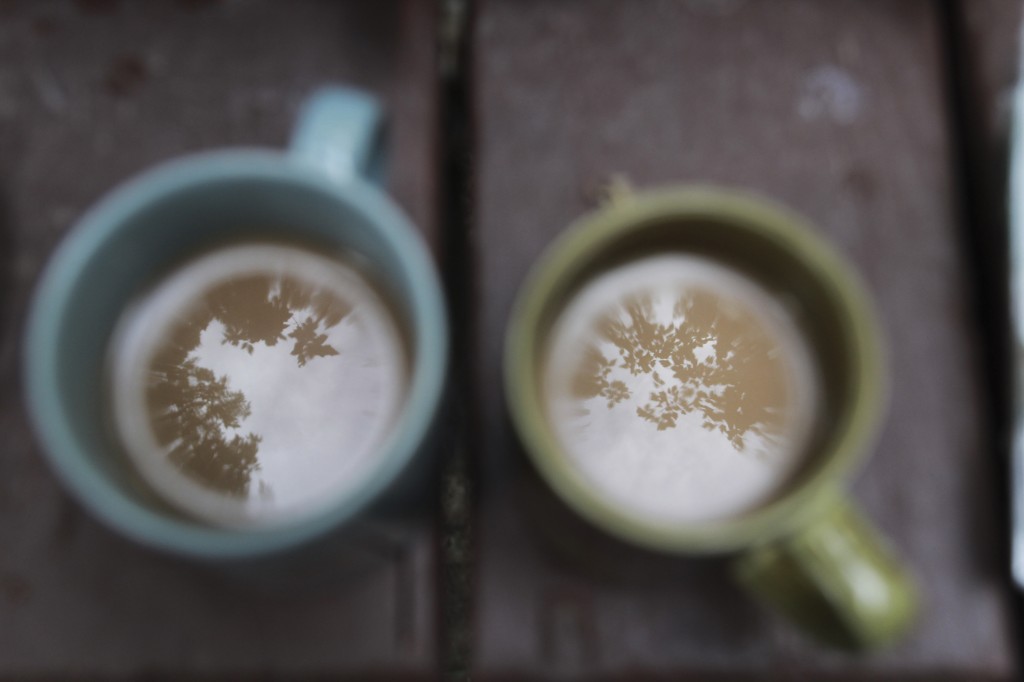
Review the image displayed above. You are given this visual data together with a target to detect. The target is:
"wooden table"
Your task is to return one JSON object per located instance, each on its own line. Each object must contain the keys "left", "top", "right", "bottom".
{"left": 0, "top": 0, "right": 1021, "bottom": 679}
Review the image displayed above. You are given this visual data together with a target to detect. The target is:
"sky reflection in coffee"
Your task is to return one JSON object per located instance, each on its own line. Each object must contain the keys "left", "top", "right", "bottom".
{"left": 542, "top": 254, "right": 820, "bottom": 524}
{"left": 111, "top": 244, "right": 408, "bottom": 528}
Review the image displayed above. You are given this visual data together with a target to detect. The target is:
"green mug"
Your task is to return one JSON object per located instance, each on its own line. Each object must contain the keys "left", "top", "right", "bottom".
{"left": 23, "top": 87, "right": 447, "bottom": 562}
{"left": 504, "top": 185, "right": 916, "bottom": 650}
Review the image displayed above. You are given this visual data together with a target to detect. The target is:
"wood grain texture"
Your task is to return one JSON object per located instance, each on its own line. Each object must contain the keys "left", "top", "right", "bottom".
{"left": 0, "top": 0, "right": 439, "bottom": 678}
{"left": 471, "top": 0, "right": 1017, "bottom": 678}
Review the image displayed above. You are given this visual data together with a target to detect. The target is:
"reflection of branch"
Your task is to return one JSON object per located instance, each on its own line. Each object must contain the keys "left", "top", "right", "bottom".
{"left": 209, "top": 275, "right": 354, "bottom": 366}
{"left": 571, "top": 289, "right": 789, "bottom": 451}
{"left": 571, "top": 345, "right": 631, "bottom": 408}
{"left": 146, "top": 272, "right": 355, "bottom": 496}
{"left": 169, "top": 431, "right": 262, "bottom": 498}
{"left": 149, "top": 358, "right": 261, "bottom": 497}
{"left": 288, "top": 316, "right": 341, "bottom": 367}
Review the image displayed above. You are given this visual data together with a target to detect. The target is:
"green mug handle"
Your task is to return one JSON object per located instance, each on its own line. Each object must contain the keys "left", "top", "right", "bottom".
{"left": 733, "top": 488, "right": 918, "bottom": 650}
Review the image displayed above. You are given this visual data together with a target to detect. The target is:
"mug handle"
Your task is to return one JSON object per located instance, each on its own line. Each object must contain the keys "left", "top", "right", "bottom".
{"left": 733, "top": 488, "right": 918, "bottom": 650}
{"left": 289, "top": 87, "right": 383, "bottom": 185}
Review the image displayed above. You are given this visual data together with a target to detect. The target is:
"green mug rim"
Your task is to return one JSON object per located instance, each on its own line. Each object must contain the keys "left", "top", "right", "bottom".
{"left": 24, "top": 149, "right": 448, "bottom": 560}
{"left": 504, "top": 185, "right": 886, "bottom": 554}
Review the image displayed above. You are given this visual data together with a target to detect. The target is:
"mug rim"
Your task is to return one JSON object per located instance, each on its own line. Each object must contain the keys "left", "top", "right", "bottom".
{"left": 23, "top": 149, "right": 448, "bottom": 559}
{"left": 504, "top": 185, "right": 886, "bottom": 554}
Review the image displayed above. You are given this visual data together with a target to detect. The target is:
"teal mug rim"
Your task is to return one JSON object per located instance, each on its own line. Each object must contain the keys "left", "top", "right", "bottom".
{"left": 23, "top": 149, "right": 448, "bottom": 560}
{"left": 504, "top": 185, "right": 886, "bottom": 555}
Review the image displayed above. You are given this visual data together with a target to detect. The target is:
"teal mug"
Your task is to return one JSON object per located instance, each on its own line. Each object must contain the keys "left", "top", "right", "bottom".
{"left": 24, "top": 87, "right": 447, "bottom": 561}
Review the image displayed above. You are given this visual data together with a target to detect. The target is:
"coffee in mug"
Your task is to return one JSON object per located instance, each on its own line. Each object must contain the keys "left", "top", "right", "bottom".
{"left": 109, "top": 242, "right": 410, "bottom": 528}
{"left": 541, "top": 253, "right": 821, "bottom": 525}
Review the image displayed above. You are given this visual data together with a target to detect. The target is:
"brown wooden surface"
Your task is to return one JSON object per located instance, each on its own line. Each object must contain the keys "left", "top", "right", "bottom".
{"left": 470, "top": 0, "right": 1018, "bottom": 678}
{"left": 3, "top": 0, "right": 1024, "bottom": 679}
{"left": 0, "top": 1, "right": 439, "bottom": 678}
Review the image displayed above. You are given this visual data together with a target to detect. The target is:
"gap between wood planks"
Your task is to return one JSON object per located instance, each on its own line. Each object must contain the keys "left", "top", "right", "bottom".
{"left": 438, "top": 0, "right": 475, "bottom": 679}
{"left": 937, "top": 0, "right": 1024, "bottom": 663}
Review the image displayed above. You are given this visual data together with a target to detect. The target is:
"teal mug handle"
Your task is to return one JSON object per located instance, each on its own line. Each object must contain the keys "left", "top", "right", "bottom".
{"left": 289, "top": 87, "right": 382, "bottom": 185}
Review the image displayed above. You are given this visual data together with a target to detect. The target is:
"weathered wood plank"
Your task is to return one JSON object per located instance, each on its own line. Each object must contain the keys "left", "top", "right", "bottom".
{"left": 471, "top": 0, "right": 1017, "bottom": 677}
{"left": 0, "top": 1, "right": 439, "bottom": 678}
